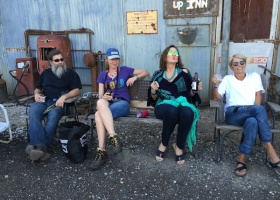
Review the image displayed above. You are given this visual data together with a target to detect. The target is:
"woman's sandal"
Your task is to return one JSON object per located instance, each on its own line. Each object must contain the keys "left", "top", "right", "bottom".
{"left": 155, "top": 149, "right": 165, "bottom": 162}
{"left": 175, "top": 154, "right": 185, "bottom": 165}
{"left": 267, "top": 158, "right": 280, "bottom": 176}
{"left": 234, "top": 161, "right": 247, "bottom": 177}
{"left": 173, "top": 144, "right": 185, "bottom": 165}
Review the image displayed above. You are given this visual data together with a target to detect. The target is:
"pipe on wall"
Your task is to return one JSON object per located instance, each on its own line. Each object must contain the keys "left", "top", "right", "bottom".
{"left": 271, "top": 1, "right": 280, "bottom": 73}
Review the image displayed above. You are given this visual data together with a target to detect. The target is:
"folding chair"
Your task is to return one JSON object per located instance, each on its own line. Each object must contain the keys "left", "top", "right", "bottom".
{"left": 19, "top": 95, "right": 80, "bottom": 142}
{"left": 210, "top": 74, "right": 280, "bottom": 162}
{"left": 0, "top": 104, "right": 13, "bottom": 143}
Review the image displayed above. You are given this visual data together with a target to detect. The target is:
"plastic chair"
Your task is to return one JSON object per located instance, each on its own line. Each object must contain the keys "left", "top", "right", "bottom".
{"left": 0, "top": 104, "right": 13, "bottom": 143}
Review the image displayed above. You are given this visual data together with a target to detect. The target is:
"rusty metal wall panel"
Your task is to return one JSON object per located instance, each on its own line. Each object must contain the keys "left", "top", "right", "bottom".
{"left": 230, "top": 0, "right": 273, "bottom": 41}
{"left": 0, "top": 0, "right": 213, "bottom": 102}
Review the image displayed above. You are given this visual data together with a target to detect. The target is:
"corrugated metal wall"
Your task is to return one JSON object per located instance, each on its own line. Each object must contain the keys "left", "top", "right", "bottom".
{"left": 1, "top": 0, "right": 279, "bottom": 104}
{"left": 0, "top": 0, "right": 165, "bottom": 97}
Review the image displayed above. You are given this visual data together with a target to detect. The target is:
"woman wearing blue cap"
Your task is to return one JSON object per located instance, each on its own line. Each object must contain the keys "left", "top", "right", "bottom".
{"left": 90, "top": 47, "right": 149, "bottom": 170}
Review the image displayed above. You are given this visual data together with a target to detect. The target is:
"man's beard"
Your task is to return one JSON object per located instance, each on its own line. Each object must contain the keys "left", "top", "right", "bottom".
{"left": 51, "top": 64, "right": 67, "bottom": 78}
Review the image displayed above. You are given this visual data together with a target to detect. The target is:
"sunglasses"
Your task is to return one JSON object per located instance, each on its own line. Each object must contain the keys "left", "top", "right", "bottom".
{"left": 167, "top": 51, "right": 179, "bottom": 56}
{"left": 233, "top": 61, "right": 245, "bottom": 66}
{"left": 53, "top": 58, "right": 64, "bottom": 62}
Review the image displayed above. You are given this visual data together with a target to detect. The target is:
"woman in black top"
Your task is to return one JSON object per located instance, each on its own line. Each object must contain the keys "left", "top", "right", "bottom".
{"left": 149, "top": 45, "right": 200, "bottom": 165}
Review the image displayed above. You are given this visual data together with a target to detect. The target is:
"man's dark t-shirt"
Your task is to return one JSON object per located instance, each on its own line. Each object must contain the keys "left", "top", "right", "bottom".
{"left": 36, "top": 68, "right": 82, "bottom": 101}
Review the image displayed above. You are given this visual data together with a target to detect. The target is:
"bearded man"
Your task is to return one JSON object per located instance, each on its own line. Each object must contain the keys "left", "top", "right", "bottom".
{"left": 26, "top": 49, "right": 82, "bottom": 161}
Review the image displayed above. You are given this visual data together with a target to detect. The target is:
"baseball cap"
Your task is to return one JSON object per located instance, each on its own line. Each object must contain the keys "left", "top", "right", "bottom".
{"left": 106, "top": 48, "right": 120, "bottom": 59}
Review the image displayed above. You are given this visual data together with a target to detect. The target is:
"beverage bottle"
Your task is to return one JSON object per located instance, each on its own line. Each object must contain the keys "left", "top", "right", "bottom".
{"left": 192, "top": 72, "right": 199, "bottom": 91}
{"left": 136, "top": 110, "right": 149, "bottom": 118}
{"left": 106, "top": 83, "right": 112, "bottom": 95}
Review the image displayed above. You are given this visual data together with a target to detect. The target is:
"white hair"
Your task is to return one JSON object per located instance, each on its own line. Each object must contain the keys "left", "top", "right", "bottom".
{"left": 51, "top": 63, "right": 67, "bottom": 78}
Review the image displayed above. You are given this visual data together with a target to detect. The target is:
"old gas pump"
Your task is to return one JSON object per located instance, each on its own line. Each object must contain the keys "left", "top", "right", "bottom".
{"left": 37, "top": 34, "right": 72, "bottom": 74}
{"left": 15, "top": 57, "right": 39, "bottom": 97}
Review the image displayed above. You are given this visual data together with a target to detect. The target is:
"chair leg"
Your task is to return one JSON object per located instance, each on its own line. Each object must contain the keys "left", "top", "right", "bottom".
{"left": 0, "top": 127, "right": 13, "bottom": 144}
{"left": 213, "top": 127, "right": 217, "bottom": 142}
{"left": 215, "top": 128, "right": 222, "bottom": 162}
{"left": 26, "top": 118, "right": 30, "bottom": 143}
{"left": 90, "top": 119, "right": 95, "bottom": 144}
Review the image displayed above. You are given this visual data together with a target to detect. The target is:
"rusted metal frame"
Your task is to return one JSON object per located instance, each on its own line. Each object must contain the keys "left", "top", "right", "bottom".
{"left": 24, "top": 28, "right": 94, "bottom": 56}
{"left": 209, "top": 15, "right": 218, "bottom": 101}
{"left": 271, "top": 1, "right": 280, "bottom": 73}
{"left": 221, "top": 0, "right": 232, "bottom": 76}
{"left": 24, "top": 28, "right": 96, "bottom": 91}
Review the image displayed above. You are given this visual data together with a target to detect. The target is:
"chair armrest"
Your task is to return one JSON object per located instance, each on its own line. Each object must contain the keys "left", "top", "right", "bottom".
{"left": 210, "top": 99, "right": 220, "bottom": 108}
{"left": 267, "top": 101, "right": 280, "bottom": 113}
{"left": 65, "top": 96, "right": 80, "bottom": 103}
{"left": 20, "top": 95, "right": 79, "bottom": 104}
{"left": 63, "top": 96, "right": 80, "bottom": 118}
{"left": 210, "top": 99, "right": 225, "bottom": 123}
{"left": 19, "top": 95, "right": 35, "bottom": 102}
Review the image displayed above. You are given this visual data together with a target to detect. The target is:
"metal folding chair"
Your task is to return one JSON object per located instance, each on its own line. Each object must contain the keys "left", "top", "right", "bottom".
{"left": 0, "top": 104, "right": 13, "bottom": 143}
{"left": 210, "top": 74, "right": 280, "bottom": 162}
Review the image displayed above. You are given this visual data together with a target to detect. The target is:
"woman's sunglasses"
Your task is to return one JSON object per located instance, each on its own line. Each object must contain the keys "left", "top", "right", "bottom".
{"left": 167, "top": 51, "right": 179, "bottom": 56}
{"left": 233, "top": 61, "right": 245, "bottom": 66}
{"left": 53, "top": 58, "right": 64, "bottom": 62}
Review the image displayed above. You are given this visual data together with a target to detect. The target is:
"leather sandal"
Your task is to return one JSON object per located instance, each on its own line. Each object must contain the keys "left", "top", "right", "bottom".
{"left": 267, "top": 158, "right": 280, "bottom": 176}
{"left": 175, "top": 154, "right": 185, "bottom": 165}
{"left": 173, "top": 143, "right": 185, "bottom": 165}
{"left": 234, "top": 161, "right": 247, "bottom": 177}
{"left": 155, "top": 149, "right": 165, "bottom": 162}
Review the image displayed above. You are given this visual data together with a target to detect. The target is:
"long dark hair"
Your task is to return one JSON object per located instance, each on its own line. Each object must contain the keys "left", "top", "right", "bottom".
{"left": 159, "top": 44, "right": 184, "bottom": 70}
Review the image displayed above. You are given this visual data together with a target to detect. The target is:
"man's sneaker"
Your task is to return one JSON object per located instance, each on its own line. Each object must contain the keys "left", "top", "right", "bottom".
{"left": 25, "top": 145, "right": 34, "bottom": 155}
{"left": 108, "top": 134, "right": 122, "bottom": 155}
{"left": 29, "top": 146, "right": 49, "bottom": 161}
{"left": 89, "top": 148, "right": 107, "bottom": 171}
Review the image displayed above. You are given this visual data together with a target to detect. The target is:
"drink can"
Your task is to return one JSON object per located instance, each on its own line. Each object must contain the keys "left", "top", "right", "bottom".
{"left": 137, "top": 110, "right": 149, "bottom": 118}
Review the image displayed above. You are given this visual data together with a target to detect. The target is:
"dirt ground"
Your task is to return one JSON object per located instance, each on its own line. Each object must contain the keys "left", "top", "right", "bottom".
{"left": 0, "top": 103, "right": 280, "bottom": 200}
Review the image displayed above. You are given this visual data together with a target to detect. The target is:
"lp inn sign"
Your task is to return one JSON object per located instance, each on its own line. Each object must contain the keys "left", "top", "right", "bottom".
{"left": 164, "top": 0, "right": 219, "bottom": 18}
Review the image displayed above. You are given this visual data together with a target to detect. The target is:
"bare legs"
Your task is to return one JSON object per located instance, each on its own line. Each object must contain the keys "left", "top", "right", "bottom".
{"left": 94, "top": 99, "right": 116, "bottom": 148}
{"left": 235, "top": 142, "right": 280, "bottom": 176}
{"left": 265, "top": 142, "right": 280, "bottom": 163}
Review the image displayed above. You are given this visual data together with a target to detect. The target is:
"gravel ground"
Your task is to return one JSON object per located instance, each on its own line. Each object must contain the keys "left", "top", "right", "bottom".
{"left": 0, "top": 103, "right": 280, "bottom": 200}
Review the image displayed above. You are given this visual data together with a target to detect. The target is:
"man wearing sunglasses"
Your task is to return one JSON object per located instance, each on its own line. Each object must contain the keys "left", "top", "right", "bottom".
{"left": 212, "top": 53, "right": 280, "bottom": 177}
{"left": 25, "top": 49, "right": 82, "bottom": 162}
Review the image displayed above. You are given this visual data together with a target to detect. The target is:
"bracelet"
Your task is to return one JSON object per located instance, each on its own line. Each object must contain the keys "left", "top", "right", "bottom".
{"left": 213, "top": 86, "right": 219, "bottom": 89}
{"left": 134, "top": 76, "right": 138, "bottom": 80}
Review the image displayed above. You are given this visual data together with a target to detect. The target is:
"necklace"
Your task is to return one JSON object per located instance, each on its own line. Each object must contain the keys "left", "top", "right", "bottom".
{"left": 164, "top": 68, "right": 177, "bottom": 81}
{"left": 109, "top": 72, "right": 117, "bottom": 79}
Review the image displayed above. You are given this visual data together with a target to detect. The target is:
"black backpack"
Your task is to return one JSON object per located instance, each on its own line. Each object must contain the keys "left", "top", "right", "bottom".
{"left": 58, "top": 121, "right": 90, "bottom": 164}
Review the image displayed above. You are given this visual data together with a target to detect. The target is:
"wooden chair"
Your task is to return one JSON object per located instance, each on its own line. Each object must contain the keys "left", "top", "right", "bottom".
{"left": 210, "top": 74, "right": 280, "bottom": 162}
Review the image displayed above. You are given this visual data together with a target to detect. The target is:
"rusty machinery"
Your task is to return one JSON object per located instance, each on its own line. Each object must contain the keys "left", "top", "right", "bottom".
{"left": 37, "top": 34, "right": 72, "bottom": 73}
{"left": 12, "top": 34, "right": 72, "bottom": 102}
{"left": 24, "top": 28, "right": 100, "bottom": 92}
{"left": 15, "top": 57, "right": 39, "bottom": 97}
